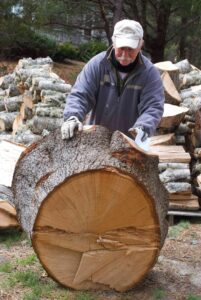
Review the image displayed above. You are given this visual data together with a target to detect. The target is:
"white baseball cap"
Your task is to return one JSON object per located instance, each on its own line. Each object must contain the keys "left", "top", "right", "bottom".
{"left": 112, "top": 19, "right": 143, "bottom": 49}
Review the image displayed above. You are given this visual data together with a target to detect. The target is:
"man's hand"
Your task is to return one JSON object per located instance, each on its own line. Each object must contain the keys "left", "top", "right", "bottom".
{"left": 128, "top": 126, "right": 150, "bottom": 151}
{"left": 128, "top": 126, "right": 148, "bottom": 142}
{"left": 61, "top": 116, "right": 83, "bottom": 140}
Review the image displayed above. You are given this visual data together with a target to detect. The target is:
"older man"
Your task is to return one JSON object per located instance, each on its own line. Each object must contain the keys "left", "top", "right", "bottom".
{"left": 61, "top": 19, "right": 164, "bottom": 147}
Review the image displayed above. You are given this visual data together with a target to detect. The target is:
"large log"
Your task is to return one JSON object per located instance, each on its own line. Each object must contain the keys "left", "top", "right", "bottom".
{"left": 12, "top": 126, "right": 168, "bottom": 292}
{"left": 159, "top": 103, "right": 189, "bottom": 130}
{"left": 0, "top": 112, "right": 18, "bottom": 131}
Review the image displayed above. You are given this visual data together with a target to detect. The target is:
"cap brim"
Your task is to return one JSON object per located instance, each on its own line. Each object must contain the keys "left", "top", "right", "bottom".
{"left": 115, "top": 37, "right": 139, "bottom": 49}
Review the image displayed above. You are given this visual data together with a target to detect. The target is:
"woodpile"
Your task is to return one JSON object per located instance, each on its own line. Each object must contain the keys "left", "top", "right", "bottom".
{"left": 0, "top": 57, "right": 71, "bottom": 145}
{"left": 154, "top": 59, "right": 201, "bottom": 211}
{"left": 11, "top": 126, "right": 168, "bottom": 291}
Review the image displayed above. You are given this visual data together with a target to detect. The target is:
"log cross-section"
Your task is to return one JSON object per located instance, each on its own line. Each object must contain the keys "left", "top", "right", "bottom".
{"left": 12, "top": 125, "right": 168, "bottom": 292}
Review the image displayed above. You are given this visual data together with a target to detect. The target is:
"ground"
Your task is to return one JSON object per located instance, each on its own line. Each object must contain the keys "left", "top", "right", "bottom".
{"left": 0, "top": 220, "right": 201, "bottom": 300}
{"left": 1, "top": 60, "right": 201, "bottom": 299}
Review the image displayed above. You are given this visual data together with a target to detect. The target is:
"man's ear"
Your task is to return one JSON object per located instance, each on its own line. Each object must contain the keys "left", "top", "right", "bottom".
{"left": 139, "top": 39, "right": 144, "bottom": 49}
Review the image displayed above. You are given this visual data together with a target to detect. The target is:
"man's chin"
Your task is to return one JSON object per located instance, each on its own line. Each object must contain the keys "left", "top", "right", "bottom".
{"left": 118, "top": 60, "right": 132, "bottom": 66}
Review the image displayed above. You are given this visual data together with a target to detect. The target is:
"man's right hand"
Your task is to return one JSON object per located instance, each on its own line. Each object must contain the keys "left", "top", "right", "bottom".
{"left": 61, "top": 116, "right": 83, "bottom": 140}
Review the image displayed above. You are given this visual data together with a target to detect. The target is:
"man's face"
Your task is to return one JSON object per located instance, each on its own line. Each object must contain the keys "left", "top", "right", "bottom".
{"left": 114, "top": 43, "right": 142, "bottom": 66}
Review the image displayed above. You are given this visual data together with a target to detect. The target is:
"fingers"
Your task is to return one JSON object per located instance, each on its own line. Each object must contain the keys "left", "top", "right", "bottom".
{"left": 61, "top": 118, "right": 83, "bottom": 140}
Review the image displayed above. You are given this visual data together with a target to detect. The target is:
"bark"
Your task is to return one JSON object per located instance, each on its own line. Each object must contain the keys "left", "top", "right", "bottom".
{"left": 0, "top": 95, "right": 23, "bottom": 112}
{"left": 0, "top": 74, "right": 15, "bottom": 89}
{"left": 33, "top": 105, "right": 63, "bottom": 118}
{"left": 159, "top": 168, "right": 191, "bottom": 183}
{"left": 0, "top": 112, "right": 18, "bottom": 131}
{"left": 27, "top": 116, "right": 63, "bottom": 134}
{"left": 12, "top": 126, "right": 168, "bottom": 292}
{"left": 38, "top": 81, "right": 71, "bottom": 93}
{"left": 16, "top": 57, "right": 53, "bottom": 69}
{"left": 180, "top": 85, "right": 201, "bottom": 100}
{"left": 175, "top": 59, "right": 193, "bottom": 74}
{"left": 161, "top": 71, "right": 181, "bottom": 105}
{"left": 180, "top": 70, "right": 201, "bottom": 89}
{"left": 165, "top": 182, "right": 192, "bottom": 194}
{"left": 158, "top": 163, "right": 189, "bottom": 173}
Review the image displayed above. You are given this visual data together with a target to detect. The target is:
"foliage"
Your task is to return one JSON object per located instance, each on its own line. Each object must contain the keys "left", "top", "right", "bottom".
{"left": 78, "top": 41, "right": 107, "bottom": 62}
{"left": 187, "top": 296, "right": 201, "bottom": 300}
{"left": 53, "top": 42, "right": 79, "bottom": 61}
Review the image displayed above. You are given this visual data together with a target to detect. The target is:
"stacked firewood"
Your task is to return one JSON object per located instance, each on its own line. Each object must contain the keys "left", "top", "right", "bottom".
{"left": 0, "top": 57, "right": 71, "bottom": 145}
{"left": 152, "top": 59, "right": 201, "bottom": 211}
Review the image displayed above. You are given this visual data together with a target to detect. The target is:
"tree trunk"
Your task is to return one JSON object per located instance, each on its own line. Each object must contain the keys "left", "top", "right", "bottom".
{"left": 12, "top": 126, "right": 168, "bottom": 292}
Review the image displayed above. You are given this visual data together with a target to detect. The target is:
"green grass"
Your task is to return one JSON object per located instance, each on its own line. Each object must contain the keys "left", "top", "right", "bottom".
{"left": 16, "top": 254, "right": 38, "bottom": 266}
{"left": 187, "top": 295, "right": 201, "bottom": 300}
{"left": 168, "top": 220, "right": 190, "bottom": 239}
{"left": 75, "top": 293, "right": 96, "bottom": 300}
{"left": 153, "top": 288, "right": 166, "bottom": 299}
{"left": 0, "top": 261, "right": 13, "bottom": 273}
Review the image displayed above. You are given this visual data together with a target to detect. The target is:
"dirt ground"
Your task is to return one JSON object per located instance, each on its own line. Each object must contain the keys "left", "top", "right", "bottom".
{"left": 0, "top": 220, "right": 201, "bottom": 300}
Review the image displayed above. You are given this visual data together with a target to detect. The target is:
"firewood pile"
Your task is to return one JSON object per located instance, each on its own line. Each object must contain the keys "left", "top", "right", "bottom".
{"left": 0, "top": 57, "right": 71, "bottom": 145}
{"left": 153, "top": 59, "right": 201, "bottom": 211}
{"left": 0, "top": 57, "right": 201, "bottom": 230}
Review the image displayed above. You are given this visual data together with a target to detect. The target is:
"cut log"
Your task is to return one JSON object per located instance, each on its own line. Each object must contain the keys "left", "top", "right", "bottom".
{"left": 180, "top": 70, "right": 201, "bottom": 88}
{"left": 0, "top": 112, "right": 18, "bottom": 131}
{"left": 193, "top": 108, "right": 201, "bottom": 147}
{"left": 27, "top": 116, "right": 63, "bottom": 134}
{"left": 180, "top": 85, "right": 201, "bottom": 100}
{"left": 150, "top": 133, "right": 175, "bottom": 146}
{"left": 12, "top": 126, "right": 168, "bottom": 292}
{"left": 38, "top": 81, "right": 71, "bottom": 93}
{"left": 33, "top": 105, "right": 63, "bottom": 118}
{"left": 16, "top": 57, "right": 53, "bottom": 69}
{"left": 1, "top": 95, "right": 23, "bottom": 112}
{"left": 150, "top": 145, "right": 191, "bottom": 163}
{"left": 155, "top": 61, "right": 180, "bottom": 90}
{"left": 165, "top": 182, "right": 191, "bottom": 194}
{"left": 169, "top": 199, "right": 199, "bottom": 211}
{"left": 181, "top": 97, "right": 201, "bottom": 115}
{"left": 161, "top": 71, "right": 181, "bottom": 105}
{"left": 0, "top": 185, "right": 13, "bottom": 201}
{"left": 159, "top": 168, "right": 191, "bottom": 183}
{"left": 0, "top": 200, "right": 19, "bottom": 228}
{"left": 0, "top": 74, "right": 15, "bottom": 89}
{"left": 7, "top": 84, "right": 21, "bottom": 97}
{"left": 0, "top": 140, "right": 26, "bottom": 187}
{"left": 159, "top": 103, "right": 189, "bottom": 130}
{"left": 158, "top": 163, "right": 189, "bottom": 173}
{"left": 174, "top": 59, "right": 193, "bottom": 74}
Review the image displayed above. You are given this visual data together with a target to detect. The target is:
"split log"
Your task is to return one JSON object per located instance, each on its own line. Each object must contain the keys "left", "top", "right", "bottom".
{"left": 0, "top": 112, "right": 18, "bottom": 131}
{"left": 154, "top": 61, "right": 180, "bottom": 90}
{"left": 150, "top": 145, "right": 191, "bottom": 163}
{"left": 12, "top": 126, "right": 168, "bottom": 292}
{"left": 0, "top": 200, "right": 19, "bottom": 228}
{"left": 0, "top": 140, "right": 26, "bottom": 187}
{"left": 174, "top": 59, "right": 193, "bottom": 74}
{"left": 169, "top": 199, "right": 199, "bottom": 211}
{"left": 150, "top": 133, "right": 175, "bottom": 146}
{"left": 27, "top": 116, "right": 63, "bottom": 134}
{"left": 159, "top": 104, "right": 189, "bottom": 130}
{"left": 161, "top": 71, "right": 181, "bottom": 105}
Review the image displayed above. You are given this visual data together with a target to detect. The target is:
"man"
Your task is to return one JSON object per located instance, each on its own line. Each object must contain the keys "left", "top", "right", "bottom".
{"left": 61, "top": 19, "right": 164, "bottom": 148}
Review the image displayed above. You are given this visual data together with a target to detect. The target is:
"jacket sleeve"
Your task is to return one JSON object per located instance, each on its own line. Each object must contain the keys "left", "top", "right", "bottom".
{"left": 133, "top": 66, "right": 165, "bottom": 136}
{"left": 63, "top": 55, "right": 101, "bottom": 122}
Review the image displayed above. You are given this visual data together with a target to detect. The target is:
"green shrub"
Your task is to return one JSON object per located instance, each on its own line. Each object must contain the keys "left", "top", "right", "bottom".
{"left": 53, "top": 42, "right": 79, "bottom": 61}
{"left": 78, "top": 40, "right": 107, "bottom": 62}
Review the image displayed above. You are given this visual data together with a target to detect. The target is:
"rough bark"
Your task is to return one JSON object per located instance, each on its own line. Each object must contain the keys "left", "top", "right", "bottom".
{"left": 12, "top": 126, "right": 168, "bottom": 292}
{"left": 175, "top": 59, "right": 193, "bottom": 74}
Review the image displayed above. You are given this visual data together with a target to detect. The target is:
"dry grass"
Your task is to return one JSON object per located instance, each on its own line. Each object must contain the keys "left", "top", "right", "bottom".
{"left": 0, "top": 59, "right": 85, "bottom": 85}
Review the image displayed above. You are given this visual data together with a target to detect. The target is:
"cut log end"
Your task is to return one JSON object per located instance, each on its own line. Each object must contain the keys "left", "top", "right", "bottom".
{"left": 32, "top": 169, "right": 161, "bottom": 292}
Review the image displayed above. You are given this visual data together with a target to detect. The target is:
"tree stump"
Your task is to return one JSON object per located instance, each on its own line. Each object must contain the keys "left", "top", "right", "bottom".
{"left": 12, "top": 126, "right": 168, "bottom": 292}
